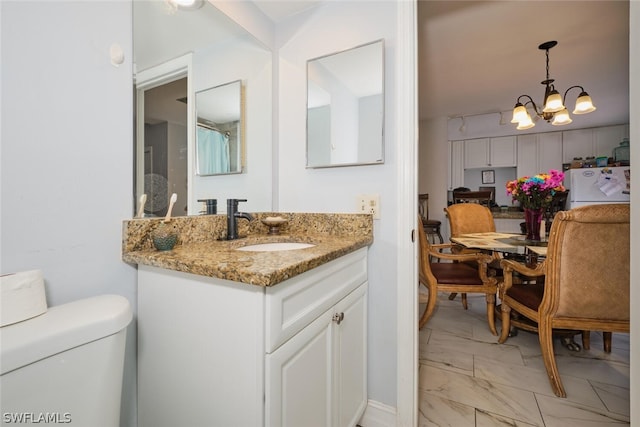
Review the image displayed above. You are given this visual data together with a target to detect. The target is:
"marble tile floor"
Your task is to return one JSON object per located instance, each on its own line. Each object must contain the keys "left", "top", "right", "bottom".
{"left": 419, "top": 294, "right": 630, "bottom": 426}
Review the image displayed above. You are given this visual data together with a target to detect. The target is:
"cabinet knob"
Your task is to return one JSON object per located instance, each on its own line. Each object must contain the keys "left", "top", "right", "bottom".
{"left": 332, "top": 312, "right": 345, "bottom": 325}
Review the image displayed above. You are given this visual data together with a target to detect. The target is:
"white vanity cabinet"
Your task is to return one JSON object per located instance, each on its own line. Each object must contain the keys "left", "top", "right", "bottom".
{"left": 137, "top": 248, "right": 368, "bottom": 427}
{"left": 266, "top": 281, "right": 367, "bottom": 427}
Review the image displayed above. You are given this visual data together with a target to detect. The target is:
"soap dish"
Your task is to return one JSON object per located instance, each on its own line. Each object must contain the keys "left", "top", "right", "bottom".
{"left": 261, "top": 216, "right": 288, "bottom": 235}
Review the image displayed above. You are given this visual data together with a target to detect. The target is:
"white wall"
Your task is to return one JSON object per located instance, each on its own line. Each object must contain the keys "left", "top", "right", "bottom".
{"left": 418, "top": 117, "right": 450, "bottom": 238}
{"left": 276, "top": 1, "right": 399, "bottom": 406}
{"left": 0, "top": 2, "right": 137, "bottom": 426}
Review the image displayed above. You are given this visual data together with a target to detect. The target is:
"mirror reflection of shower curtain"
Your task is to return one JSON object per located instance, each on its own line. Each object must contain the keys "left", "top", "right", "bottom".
{"left": 197, "top": 126, "right": 230, "bottom": 174}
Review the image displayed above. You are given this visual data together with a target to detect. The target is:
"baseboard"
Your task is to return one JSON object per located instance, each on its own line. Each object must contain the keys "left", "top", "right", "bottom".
{"left": 358, "top": 399, "right": 397, "bottom": 427}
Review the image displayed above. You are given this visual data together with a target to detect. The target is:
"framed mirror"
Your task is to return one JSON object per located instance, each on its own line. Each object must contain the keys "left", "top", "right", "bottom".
{"left": 133, "top": 0, "right": 273, "bottom": 216}
{"left": 306, "top": 39, "right": 385, "bottom": 168}
{"left": 196, "top": 80, "right": 244, "bottom": 176}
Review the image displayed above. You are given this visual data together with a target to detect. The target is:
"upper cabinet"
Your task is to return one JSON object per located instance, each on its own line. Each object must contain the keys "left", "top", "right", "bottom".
{"left": 594, "top": 125, "right": 629, "bottom": 160}
{"left": 517, "top": 132, "right": 562, "bottom": 178}
{"left": 449, "top": 140, "right": 464, "bottom": 190}
{"left": 464, "top": 136, "right": 516, "bottom": 168}
{"left": 562, "top": 124, "right": 629, "bottom": 163}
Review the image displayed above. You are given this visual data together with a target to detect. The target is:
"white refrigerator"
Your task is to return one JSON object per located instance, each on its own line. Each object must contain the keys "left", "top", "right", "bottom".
{"left": 564, "top": 166, "right": 630, "bottom": 209}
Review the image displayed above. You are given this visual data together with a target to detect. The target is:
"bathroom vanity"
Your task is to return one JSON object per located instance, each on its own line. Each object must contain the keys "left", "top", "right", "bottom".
{"left": 122, "top": 213, "right": 372, "bottom": 427}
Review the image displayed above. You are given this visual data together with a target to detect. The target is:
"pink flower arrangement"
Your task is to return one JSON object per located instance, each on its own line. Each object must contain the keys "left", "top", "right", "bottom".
{"left": 506, "top": 170, "right": 565, "bottom": 209}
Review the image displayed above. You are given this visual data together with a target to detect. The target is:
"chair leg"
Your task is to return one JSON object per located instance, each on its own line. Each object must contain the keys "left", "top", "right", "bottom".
{"left": 419, "top": 285, "right": 438, "bottom": 330}
{"left": 485, "top": 293, "right": 497, "bottom": 336}
{"left": 582, "top": 330, "right": 591, "bottom": 350}
{"left": 603, "top": 332, "right": 612, "bottom": 353}
{"left": 498, "top": 303, "right": 512, "bottom": 343}
{"left": 539, "top": 319, "right": 566, "bottom": 397}
{"left": 461, "top": 293, "right": 468, "bottom": 310}
{"left": 448, "top": 292, "right": 457, "bottom": 300}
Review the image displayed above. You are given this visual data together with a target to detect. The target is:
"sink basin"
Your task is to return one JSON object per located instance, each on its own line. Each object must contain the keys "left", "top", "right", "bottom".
{"left": 236, "top": 242, "right": 316, "bottom": 252}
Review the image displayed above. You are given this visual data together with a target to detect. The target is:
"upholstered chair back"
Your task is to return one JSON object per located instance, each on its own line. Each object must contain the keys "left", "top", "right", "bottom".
{"left": 445, "top": 203, "right": 496, "bottom": 237}
{"left": 542, "top": 204, "right": 630, "bottom": 321}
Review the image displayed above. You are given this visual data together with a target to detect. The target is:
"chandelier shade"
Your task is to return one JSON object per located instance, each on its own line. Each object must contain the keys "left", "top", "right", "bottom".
{"left": 551, "top": 108, "right": 572, "bottom": 126}
{"left": 511, "top": 41, "right": 596, "bottom": 130}
{"left": 511, "top": 103, "right": 528, "bottom": 123}
{"left": 573, "top": 92, "right": 597, "bottom": 114}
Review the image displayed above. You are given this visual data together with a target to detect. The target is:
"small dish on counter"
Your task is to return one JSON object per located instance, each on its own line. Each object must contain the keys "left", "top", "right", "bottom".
{"left": 261, "top": 216, "right": 289, "bottom": 235}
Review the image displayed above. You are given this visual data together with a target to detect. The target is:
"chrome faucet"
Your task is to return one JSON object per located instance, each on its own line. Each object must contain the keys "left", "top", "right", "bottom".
{"left": 226, "top": 199, "right": 254, "bottom": 240}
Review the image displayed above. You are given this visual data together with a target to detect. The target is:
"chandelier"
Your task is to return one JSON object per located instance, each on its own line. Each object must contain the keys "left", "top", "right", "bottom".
{"left": 511, "top": 41, "right": 596, "bottom": 130}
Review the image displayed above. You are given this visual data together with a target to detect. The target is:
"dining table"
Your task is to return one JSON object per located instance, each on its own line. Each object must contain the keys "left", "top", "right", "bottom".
{"left": 450, "top": 231, "right": 583, "bottom": 351}
{"left": 450, "top": 231, "right": 547, "bottom": 259}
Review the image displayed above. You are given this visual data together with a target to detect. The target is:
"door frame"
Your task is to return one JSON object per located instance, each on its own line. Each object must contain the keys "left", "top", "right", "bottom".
{"left": 395, "top": 1, "right": 418, "bottom": 426}
{"left": 135, "top": 54, "right": 194, "bottom": 216}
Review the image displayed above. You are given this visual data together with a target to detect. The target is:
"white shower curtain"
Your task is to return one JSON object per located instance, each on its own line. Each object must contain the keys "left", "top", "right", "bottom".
{"left": 197, "top": 126, "right": 230, "bottom": 174}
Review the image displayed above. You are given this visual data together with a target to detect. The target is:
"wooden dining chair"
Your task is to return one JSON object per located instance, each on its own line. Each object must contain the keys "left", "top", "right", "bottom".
{"left": 418, "top": 216, "right": 498, "bottom": 334}
{"left": 418, "top": 193, "right": 443, "bottom": 244}
{"left": 444, "top": 203, "right": 499, "bottom": 309}
{"left": 497, "top": 204, "right": 630, "bottom": 397}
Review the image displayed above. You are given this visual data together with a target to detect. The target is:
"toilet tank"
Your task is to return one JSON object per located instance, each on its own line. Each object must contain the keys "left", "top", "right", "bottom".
{"left": 0, "top": 294, "right": 132, "bottom": 427}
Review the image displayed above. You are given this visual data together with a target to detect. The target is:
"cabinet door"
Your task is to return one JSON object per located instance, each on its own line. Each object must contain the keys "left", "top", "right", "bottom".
{"left": 489, "top": 136, "right": 517, "bottom": 167}
{"left": 449, "top": 140, "right": 464, "bottom": 189}
{"left": 537, "top": 132, "right": 562, "bottom": 173}
{"left": 516, "top": 134, "right": 537, "bottom": 178}
{"left": 266, "top": 309, "right": 333, "bottom": 427}
{"left": 334, "top": 283, "right": 368, "bottom": 427}
{"left": 464, "top": 138, "right": 489, "bottom": 168}
{"left": 562, "top": 128, "right": 594, "bottom": 163}
{"left": 594, "top": 124, "right": 628, "bottom": 159}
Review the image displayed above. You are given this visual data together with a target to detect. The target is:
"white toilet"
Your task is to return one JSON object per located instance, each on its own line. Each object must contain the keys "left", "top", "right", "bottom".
{"left": 0, "top": 294, "right": 132, "bottom": 426}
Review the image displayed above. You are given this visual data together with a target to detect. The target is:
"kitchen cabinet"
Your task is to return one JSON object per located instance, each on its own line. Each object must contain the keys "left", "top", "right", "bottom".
{"left": 449, "top": 140, "right": 464, "bottom": 189}
{"left": 517, "top": 132, "right": 562, "bottom": 177}
{"left": 137, "top": 248, "right": 368, "bottom": 427}
{"left": 464, "top": 136, "right": 517, "bottom": 168}
{"left": 562, "top": 124, "right": 629, "bottom": 163}
{"left": 594, "top": 124, "right": 629, "bottom": 160}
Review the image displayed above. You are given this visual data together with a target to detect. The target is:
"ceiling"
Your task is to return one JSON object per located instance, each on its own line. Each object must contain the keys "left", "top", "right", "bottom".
{"left": 417, "top": 1, "right": 629, "bottom": 127}
{"left": 253, "top": 0, "right": 323, "bottom": 22}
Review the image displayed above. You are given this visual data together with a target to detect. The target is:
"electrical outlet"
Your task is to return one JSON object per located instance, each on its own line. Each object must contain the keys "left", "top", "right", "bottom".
{"left": 357, "top": 194, "right": 380, "bottom": 219}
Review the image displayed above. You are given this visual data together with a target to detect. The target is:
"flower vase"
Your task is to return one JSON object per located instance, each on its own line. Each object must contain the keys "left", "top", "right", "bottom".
{"left": 524, "top": 207, "right": 544, "bottom": 241}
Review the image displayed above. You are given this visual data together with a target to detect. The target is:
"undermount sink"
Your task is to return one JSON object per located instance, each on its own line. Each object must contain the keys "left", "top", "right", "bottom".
{"left": 236, "top": 242, "right": 316, "bottom": 252}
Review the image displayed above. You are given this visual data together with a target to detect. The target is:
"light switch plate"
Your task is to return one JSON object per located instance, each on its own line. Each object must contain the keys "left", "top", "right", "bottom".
{"left": 357, "top": 194, "right": 380, "bottom": 219}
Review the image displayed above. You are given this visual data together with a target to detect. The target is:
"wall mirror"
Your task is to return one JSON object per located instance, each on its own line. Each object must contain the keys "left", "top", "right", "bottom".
{"left": 196, "top": 80, "right": 244, "bottom": 176}
{"left": 133, "top": 1, "right": 272, "bottom": 217}
{"left": 306, "top": 39, "right": 385, "bottom": 168}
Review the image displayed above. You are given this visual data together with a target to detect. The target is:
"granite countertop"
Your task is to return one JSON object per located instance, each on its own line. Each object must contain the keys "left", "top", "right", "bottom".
{"left": 491, "top": 210, "right": 524, "bottom": 219}
{"left": 122, "top": 213, "right": 373, "bottom": 287}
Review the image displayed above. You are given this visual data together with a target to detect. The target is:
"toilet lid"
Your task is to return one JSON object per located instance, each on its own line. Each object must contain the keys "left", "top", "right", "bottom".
{"left": 0, "top": 295, "right": 132, "bottom": 375}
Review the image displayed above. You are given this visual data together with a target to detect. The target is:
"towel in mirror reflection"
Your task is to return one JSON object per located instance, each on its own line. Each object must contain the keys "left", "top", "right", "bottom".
{"left": 197, "top": 126, "right": 230, "bottom": 175}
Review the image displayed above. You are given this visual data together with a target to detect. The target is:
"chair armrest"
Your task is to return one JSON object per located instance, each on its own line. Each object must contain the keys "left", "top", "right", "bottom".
{"left": 500, "top": 259, "right": 546, "bottom": 277}
{"left": 428, "top": 243, "right": 483, "bottom": 263}
{"left": 498, "top": 259, "right": 546, "bottom": 296}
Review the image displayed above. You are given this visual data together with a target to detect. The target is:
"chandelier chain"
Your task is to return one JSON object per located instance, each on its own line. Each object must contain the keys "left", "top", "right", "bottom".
{"left": 545, "top": 48, "right": 550, "bottom": 81}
